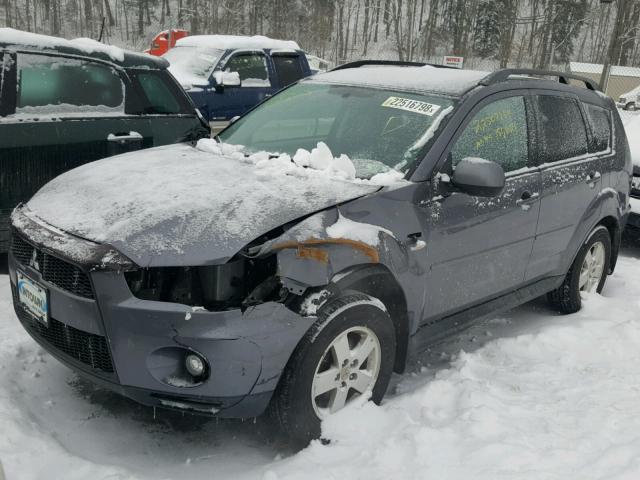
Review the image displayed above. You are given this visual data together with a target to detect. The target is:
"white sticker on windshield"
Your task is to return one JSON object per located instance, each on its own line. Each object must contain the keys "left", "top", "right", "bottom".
{"left": 381, "top": 96, "right": 441, "bottom": 116}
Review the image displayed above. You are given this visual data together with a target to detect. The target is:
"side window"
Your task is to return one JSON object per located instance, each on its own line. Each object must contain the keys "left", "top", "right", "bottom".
{"left": 15, "top": 53, "right": 124, "bottom": 115}
{"left": 224, "top": 53, "right": 270, "bottom": 87}
{"left": 131, "top": 70, "right": 191, "bottom": 114}
{"left": 272, "top": 54, "right": 305, "bottom": 87}
{"left": 451, "top": 96, "right": 529, "bottom": 173}
{"left": 534, "top": 95, "right": 588, "bottom": 162}
{"left": 584, "top": 103, "right": 612, "bottom": 153}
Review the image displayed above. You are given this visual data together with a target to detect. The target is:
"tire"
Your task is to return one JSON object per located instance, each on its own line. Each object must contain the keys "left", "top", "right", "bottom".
{"left": 624, "top": 102, "right": 636, "bottom": 111}
{"left": 270, "top": 292, "right": 396, "bottom": 448}
{"left": 547, "top": 226, "right": 611, "bottom": 314}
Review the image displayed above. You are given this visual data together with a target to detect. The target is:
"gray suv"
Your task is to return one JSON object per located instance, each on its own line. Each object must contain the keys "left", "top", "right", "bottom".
{"left": 8, "top": 62, "right": 632, "bottom": 446}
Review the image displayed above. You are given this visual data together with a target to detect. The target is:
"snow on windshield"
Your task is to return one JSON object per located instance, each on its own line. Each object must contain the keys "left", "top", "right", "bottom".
{"left": 196, "top": 139, "right": 407, "bottom": 186}
{"left": 218, "top": 82, "right": 455, "bottom": 178}
{"left": 164, "top": 46, "right": 223, "bottom": 87}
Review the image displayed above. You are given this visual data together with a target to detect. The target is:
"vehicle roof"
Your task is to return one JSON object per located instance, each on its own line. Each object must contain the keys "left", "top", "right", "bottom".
{"left": 309, "top": 65, "right": 491, "bottom": 96}
{"left": 175, "top": 34, "right": 301, "bottom": 51}
{"left": 0, "top": 28, "right": 167, "bottom": 69}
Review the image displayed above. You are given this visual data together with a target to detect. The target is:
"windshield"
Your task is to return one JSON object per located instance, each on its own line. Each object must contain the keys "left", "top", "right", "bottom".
{"left": 163, "top": 46, "right": 223, "bottom": 86}
{"left": 218, "top": 82, "right": 455, "bottom": 178}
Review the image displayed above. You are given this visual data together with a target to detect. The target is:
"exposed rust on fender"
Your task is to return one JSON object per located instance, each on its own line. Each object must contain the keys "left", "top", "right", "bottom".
{"left": 272, "top": 238, "right": 380, "bottom": 263}
{"left": 295, "top": 245, "right": 330, "bottom": 264}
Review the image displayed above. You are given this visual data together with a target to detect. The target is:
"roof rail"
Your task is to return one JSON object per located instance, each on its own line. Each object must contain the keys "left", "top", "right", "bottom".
{"left": 331, "top": 60, "right": 456, "bottom": 71}
{"left": 480, "top": 68, "right": 600, "bottom": 91}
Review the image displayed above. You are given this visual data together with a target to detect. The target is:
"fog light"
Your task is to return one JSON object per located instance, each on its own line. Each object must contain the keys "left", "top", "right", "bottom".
{"left": 185, "top": 353, "right": 205, "bottom": 377}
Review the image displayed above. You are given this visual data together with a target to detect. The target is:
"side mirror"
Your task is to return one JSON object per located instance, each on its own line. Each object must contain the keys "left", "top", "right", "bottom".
{"left": 213, "top": 70, "right": 241, "bottom": 87}
{"left": 451, "top": 157, "right": 505, "bottom": 197}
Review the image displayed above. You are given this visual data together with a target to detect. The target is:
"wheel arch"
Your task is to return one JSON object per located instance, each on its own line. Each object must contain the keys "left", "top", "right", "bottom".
{"left": 291, "top": 263, "right": 411, "bottom": 374}
{"left": 597, "top": 215, "right": 621, "bottom": 273}
{"left": 330, "top": 264, "right": 410, "bottom": 373}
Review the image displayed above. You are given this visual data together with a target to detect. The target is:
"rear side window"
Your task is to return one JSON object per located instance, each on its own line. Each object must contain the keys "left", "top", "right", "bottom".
{"left": 15, "top": 53, "right": 124, "bottom": 115}
{"left": 272, "top": 54, "right": 305, "bottom": 87}
{"left": 451, "top": 96, "right": 529, "bottom": 173}
{"left": 534, "top": 95, "right": 588, "bottom": 163}
{"left": 131, "top": 70, "right": 191, "bottom": 114}
{"left": 224, "top": 53, "right": 270, "bottom": 87}
{"left": 584, "top": 103, "right": 612, "bottom": 153}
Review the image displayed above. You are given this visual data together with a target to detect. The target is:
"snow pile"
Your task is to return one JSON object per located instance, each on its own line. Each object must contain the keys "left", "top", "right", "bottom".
{"left": 176, "top": 34, "right": 300, "bottom": 51}
{"left": 196, "top": 139, "right": 407, "bottom": 186}
{"left": 0, "top": 28, "right": 125, "bottom": 62}
{"left": 2, "top": 254, "right": 640, "bottom": 479}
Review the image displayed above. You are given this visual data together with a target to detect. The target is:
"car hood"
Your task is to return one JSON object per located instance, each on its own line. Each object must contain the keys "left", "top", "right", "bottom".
{"left": 26, "top": 143, "right": 379, "bottom": 267}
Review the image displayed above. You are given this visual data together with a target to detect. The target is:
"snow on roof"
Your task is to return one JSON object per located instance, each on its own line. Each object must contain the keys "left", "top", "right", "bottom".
{"left": 0, "top": 28, "right": 125, "bottom": 61}
{"left": 0, "top": 27, "right": 166, "bottom": 68}
{"left": 176, "top": 34, "right": 300, "bottom": 51}
{"left": 311, "top": 65, "right": 489, "bottom": 96}
{"left": 570, "top": 62, "right": 640, "bottom": 78}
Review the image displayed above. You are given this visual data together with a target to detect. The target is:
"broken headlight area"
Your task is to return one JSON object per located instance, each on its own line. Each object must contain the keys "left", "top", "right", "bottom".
{"left": 124, "top": 256, "right": 283, "bottom": 311}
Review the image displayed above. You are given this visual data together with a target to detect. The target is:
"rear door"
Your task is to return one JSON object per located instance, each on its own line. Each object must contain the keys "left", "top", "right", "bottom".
{"left": 422, "top": 93, "right": 542, "bottom": 322}
{"left": 127, "top": 68, "right": 209, "bottom": 144}
{"left": 210, "top": 50, "right": 275, "bottom": 121}
{"left": 270, "top": 51, "right": 308, "bottom": 89}
{"left": 527, "top": 93, "right": 602, "bottom": 280}
{"left": 0, "top": 52, "right": 153, "bottom": 250}
{"left": 0, "top": 51, "right": 65, "bottom": 252}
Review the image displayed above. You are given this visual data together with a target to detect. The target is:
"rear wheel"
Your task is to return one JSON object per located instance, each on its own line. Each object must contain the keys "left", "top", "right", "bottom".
{"left": 271, "top": 292, "right": 396, "bottom": 447}
{"left": 624, "top": 102, "right": 636, "bottom": 111}
{"left": 547, "top": 226, "right": 611, "bottom": 314}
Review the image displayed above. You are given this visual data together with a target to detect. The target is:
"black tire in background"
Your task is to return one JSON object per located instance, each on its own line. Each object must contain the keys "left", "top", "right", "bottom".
{"left": 271, "top": 292, "right": 396, "bottom": 448}
{"left": 547, "top": 225, "right": 611, "bottom": 314}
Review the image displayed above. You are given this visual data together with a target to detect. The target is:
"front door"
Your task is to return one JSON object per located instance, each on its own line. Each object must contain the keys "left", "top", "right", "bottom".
{"left": 208, "top": 50, "right": 275, "bottom": 124}
{"left": 420, "top": 94, "right": 542, "bottom": 325}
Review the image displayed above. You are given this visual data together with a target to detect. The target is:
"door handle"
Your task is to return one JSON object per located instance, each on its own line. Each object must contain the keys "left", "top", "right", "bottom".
{"left": 585, "top": 171, "right": 601, "bottom": 187}
{"left": 515, "top": 191, "right": 539, "bottom": 206}
{"left": 107, "top": 131, "right": 143, "bottom": 142}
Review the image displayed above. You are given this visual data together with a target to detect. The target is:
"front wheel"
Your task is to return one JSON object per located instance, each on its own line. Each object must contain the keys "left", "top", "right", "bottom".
{"left": 547, "top": 226, "right": 611, "bottom": 314}
{"left": 271, "top": 292, "right": 396, "bottom": 447}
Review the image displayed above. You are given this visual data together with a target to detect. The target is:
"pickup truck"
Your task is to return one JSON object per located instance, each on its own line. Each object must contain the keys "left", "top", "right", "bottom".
{"left": 164, "top": 35, "right": 312, "bottom": 133}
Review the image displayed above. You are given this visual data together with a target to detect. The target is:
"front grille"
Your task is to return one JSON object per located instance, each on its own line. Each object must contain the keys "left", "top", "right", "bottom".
{"left": 10, "top": 234, "right": 94, "bottom": 299}
{"left": 12, "top": 287, "right": 114, "bottom": 374}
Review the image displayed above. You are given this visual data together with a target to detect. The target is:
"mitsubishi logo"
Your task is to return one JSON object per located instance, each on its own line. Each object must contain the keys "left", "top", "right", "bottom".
{"left": 29, "top": 249, "right": 40, "bottom": 271}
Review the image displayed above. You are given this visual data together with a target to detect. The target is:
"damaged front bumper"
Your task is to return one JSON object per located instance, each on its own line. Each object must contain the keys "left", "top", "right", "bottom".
{"left": 8, "top": 210, "right": 316, "bottom": 418}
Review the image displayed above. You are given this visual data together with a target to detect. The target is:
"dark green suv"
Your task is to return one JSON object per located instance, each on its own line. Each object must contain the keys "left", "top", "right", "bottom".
{"left": 0, "top": 28, "right": 210, "bottom": 252}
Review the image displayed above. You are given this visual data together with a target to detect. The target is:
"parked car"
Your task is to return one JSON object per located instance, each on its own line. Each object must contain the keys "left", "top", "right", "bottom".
{"left": 163, "top": 34, "right": 312, "bottom": 133}
{"left": 617, "top": 86, "right": 640, "bottom": 110}
{"left": 0, "top": 28, "right": 210, "bottom": 253}
{"left": 8, "top": 62, "right": 631, "bottom": 446}
{"left": 144, "top": 29, "right": 189, "bottom": 57}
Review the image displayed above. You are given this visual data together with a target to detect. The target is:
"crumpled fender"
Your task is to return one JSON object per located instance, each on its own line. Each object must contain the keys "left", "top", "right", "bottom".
{"left": 265, "top": 208, "right": 412, "bottom": 294}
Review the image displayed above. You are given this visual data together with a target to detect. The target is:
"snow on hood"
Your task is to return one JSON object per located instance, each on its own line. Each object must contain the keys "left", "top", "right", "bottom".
{"left": 26, "top": 143, "right": 379, "bottom": 267}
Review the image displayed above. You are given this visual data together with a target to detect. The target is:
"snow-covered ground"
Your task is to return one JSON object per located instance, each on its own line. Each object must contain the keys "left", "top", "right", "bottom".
{"left": 1, "top": 243, "right": 640, "bottom": 480}
{"left": 1, "top": 111, "right": 640, "bottom": 480}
